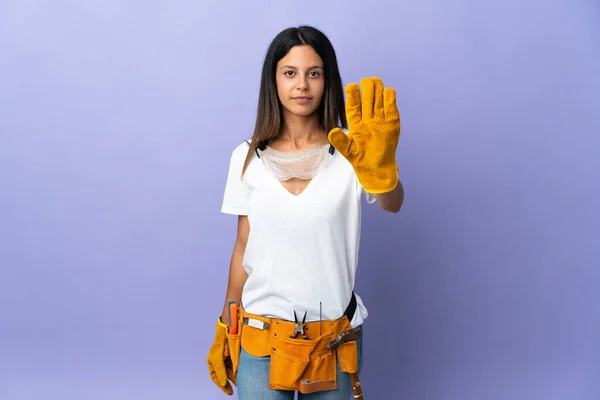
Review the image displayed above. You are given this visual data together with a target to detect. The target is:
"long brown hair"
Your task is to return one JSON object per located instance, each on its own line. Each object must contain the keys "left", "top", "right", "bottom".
{"left": 241, "top": 25, "right": 347, "bottom": 176}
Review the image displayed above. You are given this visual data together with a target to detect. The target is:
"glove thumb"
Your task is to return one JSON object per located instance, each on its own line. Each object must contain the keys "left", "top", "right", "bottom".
{"left": 328, "top": 128, "right": 357, "bottom": 159}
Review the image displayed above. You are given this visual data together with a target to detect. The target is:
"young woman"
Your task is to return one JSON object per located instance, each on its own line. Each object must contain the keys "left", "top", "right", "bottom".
{"left": 207, "top": 25, "right": 404, "bottom": 399}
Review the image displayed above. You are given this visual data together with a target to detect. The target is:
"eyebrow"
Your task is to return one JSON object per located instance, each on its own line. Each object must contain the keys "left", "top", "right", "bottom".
{"left": 279, "top": 65, "right": 324, "bottom": 70}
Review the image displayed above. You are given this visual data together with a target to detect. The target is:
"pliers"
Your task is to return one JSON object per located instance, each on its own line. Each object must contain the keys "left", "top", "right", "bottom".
{"left": 290, "top": 310, "right": 309, "bottom": 340}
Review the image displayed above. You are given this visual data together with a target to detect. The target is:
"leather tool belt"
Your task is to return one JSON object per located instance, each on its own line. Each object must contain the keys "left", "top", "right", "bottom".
{"left": 225, "top": 304, "right": 361, "bottom": 394}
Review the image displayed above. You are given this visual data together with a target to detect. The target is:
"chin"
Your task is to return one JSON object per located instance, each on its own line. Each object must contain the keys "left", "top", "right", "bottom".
{"left": 285, "top": 105, "right": 319, "bottom": 117}
{"left": 295, "top": 110, "right": 317, "bottom": 117}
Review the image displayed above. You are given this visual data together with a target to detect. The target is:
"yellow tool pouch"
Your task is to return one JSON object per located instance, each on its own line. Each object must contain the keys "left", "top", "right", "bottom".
{"left": 231, "top": 306, "right": 359, "bottom": 394}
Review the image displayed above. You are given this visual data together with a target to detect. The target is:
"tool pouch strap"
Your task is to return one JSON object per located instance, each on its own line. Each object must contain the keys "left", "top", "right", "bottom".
{"left": 238, "top": 306, "right": 360, "bottom": 394}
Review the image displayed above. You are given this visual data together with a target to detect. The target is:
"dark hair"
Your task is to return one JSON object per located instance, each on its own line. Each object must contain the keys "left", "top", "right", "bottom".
{"left": 241, "top": 25, "right": 347, "bottom": 175}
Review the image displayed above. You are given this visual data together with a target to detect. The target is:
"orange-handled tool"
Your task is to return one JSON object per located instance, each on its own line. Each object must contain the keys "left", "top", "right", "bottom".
{"left": 228, "top": 300, "right": 238, "bottom": 334}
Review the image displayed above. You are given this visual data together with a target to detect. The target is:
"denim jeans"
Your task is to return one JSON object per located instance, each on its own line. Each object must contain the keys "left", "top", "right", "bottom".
{"left": 236, "top": 327, "right": 363, "bottom": 400}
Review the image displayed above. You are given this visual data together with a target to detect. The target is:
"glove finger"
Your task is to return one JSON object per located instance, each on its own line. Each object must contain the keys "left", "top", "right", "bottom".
{"left": 360, "top": 78, "right": 375, "bottom": 120}
{"left": 217, "top": 364, "right": 228, "bottom": 388}
{"left": 211, "top": 370, "right": 233, "bottom": 395}
{"left": 384, "top": 87, "right": 400, "bottom": 121}
{"left": 223, "top": 343, "right": 230, "bottom": 357}
{"left": 373, "top": 77, "right": 385, "bottom": 120}
{"left": 211, "top": 370, "right": 233, "bottom": 396}
{"left": 208, "top": 358, "right": 229, "bottom": 388}
{"left": 223, "top": 381, "right": 234, "bottom": 396}
{"left": 345, "top": 82, "right": 362, "bottom": 125}
{"left": 328, "top": 128, "right": 358, "bottom": 159}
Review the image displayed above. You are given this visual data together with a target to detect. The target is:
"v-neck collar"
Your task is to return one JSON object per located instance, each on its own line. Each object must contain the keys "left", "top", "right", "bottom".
{"left": 257, "top": 143, "right": 335, "bottom": 199}
{"left": 270, "top": 170, "right": 319, "bottom": 199}
{"left": 260, "top": 154, "right": 333, "bottom": 199}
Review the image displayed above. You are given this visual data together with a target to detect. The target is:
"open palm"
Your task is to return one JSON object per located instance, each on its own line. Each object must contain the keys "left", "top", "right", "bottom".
{"left": 328, "top": 77, "right": 401, "bottom": 193}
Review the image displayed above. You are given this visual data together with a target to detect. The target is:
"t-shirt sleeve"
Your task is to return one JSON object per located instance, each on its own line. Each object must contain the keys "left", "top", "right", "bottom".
{"left": 355, "top": 175, "right": 376, "bottom": 204}
{"left": 363, "top": 188, "right": 376, "bottom": 204}
{"left": 221, "top": 143, "right": 252, "bottom": 215}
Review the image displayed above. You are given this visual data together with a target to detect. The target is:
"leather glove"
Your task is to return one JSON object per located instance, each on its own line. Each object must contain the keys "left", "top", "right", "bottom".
{"left": 207, "top": 317, "right": 235, "bottom": 395}
{"left": 328, "top": 77, "right": 401, "bottom": 193}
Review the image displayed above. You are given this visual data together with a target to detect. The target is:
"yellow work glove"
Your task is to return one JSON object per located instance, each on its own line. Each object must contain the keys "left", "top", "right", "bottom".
{"left": 207, "top": 317, "right": 235, "bottom": 395}
{"left": 328, "top": 77, "right": 401, "bottom": 193}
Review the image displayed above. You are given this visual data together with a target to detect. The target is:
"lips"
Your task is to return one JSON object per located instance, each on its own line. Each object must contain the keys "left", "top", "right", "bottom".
{"left": 293, "top": 96, "right": 312, "bottom": 104}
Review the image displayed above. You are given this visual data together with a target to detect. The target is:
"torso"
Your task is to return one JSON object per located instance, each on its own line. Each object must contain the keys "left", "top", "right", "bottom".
{"left": 221, "top": 135, "right": 375, "bottom": 328}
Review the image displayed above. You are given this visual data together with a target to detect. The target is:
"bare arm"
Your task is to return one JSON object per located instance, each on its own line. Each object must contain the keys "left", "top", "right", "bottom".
{"left": 220, "top": 215, "right": 250, "bottom": 322}
{"left": 372, "top": 179, "right": 404, "bottom": 213}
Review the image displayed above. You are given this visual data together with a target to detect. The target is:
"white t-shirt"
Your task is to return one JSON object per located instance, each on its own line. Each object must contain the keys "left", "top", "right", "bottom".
{"left": 221, "top": 140, "right": 375, "bottom": 328}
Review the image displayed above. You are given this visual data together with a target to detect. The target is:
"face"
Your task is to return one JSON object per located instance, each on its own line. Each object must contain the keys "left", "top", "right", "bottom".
{"left": 275, "top": 45, "right": 325, "bottom": 118}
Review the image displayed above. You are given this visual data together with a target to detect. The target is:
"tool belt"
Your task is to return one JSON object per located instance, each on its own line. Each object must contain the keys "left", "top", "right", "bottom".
{"left": 225, "top": 296, "right": 361, "bottom": 394}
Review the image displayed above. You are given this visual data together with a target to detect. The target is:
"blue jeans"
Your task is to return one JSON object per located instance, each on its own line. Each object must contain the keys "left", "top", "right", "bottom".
{"left": 236, "top": 328, "right": 363, "bottom": 400}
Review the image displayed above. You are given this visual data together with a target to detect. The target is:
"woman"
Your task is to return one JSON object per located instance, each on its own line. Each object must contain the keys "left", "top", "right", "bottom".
{"left": 207, "top": 25, "right": 404, "bottom": 399}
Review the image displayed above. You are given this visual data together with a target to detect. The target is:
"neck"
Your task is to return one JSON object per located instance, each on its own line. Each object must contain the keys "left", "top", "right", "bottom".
{"left": 279, "top": 112, "right": 324, "bottom": 149}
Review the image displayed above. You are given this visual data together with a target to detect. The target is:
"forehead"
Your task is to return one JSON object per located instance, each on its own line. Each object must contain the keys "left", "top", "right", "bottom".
{"left": 277, "top": 45, "right": 323, "bottom": 67}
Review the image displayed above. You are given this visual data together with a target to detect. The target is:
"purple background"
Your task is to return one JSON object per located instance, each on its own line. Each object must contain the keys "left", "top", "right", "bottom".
{"left": 1, "top": 1, "right": 599, "bottom": 399}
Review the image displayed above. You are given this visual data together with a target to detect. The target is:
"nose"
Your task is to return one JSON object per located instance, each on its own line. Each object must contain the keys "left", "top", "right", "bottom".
{"left": 296, "top": 76, "right": 308, "bottom": 91}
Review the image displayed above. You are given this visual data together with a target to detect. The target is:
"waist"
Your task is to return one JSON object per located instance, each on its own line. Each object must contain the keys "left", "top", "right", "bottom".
{"left": 241, "top": 291, "right": 358, "bottom": 325}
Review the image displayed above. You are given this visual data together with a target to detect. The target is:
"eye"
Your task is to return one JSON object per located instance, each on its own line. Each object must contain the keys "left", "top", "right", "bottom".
{"left": 309, "top": 71, "right": 321, "bottom": 77}
{"left": 284, "top": 70, "right": 295, "bottom": 76}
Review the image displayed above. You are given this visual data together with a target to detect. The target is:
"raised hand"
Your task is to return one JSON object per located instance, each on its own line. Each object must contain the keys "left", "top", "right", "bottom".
{"left": 328, "top": 77, "right": 401, "bottom": 193}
